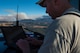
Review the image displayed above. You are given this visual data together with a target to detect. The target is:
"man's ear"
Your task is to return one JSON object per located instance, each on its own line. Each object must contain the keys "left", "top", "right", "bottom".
{"left": 53, "top": 0, "right": 61, "bottom": 11}
{"left": 54, "top": 0, "right": 57, "bottom": 3}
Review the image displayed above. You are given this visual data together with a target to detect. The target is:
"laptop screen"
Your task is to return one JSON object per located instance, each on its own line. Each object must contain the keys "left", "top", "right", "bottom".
{"left": 0, "top": 26, "right": 27, "bottom": 49}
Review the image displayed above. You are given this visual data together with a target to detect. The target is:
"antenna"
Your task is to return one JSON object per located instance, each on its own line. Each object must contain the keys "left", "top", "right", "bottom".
{"left": 16, "top": 5, "right": 19, "bottom": 26}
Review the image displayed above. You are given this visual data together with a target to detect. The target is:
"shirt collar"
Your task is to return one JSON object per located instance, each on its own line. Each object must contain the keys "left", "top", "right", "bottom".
{"left": 63, "top": 7, "right": 80, "bottom": 15}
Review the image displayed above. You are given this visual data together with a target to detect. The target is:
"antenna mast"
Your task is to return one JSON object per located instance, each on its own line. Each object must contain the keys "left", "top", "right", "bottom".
{"left": 16, "top": 5, "right": 19, "bottom": 26}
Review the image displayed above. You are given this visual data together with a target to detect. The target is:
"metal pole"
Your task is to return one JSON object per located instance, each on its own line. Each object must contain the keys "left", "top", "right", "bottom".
{"left": 16, "top": 5, "right": 19, "bottom": 26}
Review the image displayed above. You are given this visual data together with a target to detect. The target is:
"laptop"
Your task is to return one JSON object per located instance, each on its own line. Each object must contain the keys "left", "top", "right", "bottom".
{"left": 0, "top": 26, "right": 27, "bottom": 50}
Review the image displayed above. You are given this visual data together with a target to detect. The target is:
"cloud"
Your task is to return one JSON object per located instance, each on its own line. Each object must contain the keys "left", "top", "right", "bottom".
{"left": 0, "top": 12, "right": 29, "bottom": 21}
{"left": 28, "top": 15, "right": 43, "bottom": 20}
{"left": 1, "top": 9, "right": 29, "bottom": 21}
{"left": 0, "top": 9, "right": 46, "bottom": 21}
{"left": 0, "top": 15, "right": 15, "bottom": 21}
{"left": 17, "top": 13, "right": 29, "bottom": 20}
{"left": 4, "top": 9, "right": 16, "bottom": 14}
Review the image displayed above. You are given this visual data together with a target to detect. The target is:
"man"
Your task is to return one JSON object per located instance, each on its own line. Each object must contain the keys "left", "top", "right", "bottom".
{"left": 16, "top": 0, "right": 80, "bottom": 53}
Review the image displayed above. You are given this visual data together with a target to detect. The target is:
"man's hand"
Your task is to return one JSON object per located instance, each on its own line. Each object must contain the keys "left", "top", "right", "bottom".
{"left": 16, "top": 39, "right": 30, "bottom": 53}
{"left": 26, "top": 37, "right": 43, "bottom": 46}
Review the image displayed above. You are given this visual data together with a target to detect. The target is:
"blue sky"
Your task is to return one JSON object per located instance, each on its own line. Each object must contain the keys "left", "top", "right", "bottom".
{"left": 0, "top": 0, "right": 79, "bottom": 15}
{"left": 0, "top": 0, "right": 46, "bottom": 15}
{"left": 0, "top": 0, "right": 79, "bottom": 21}
{"left": 0, "top": 0, "right": 47, "bottom": 20}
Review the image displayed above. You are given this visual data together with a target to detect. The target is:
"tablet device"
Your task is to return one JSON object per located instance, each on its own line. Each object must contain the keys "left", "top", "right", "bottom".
{"left": 0, "top": 26, "right": 27, "bottom": 50}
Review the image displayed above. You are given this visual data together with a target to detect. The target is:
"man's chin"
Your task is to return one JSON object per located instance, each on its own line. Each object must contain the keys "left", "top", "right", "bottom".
{"left": 49, "top": 15, "right": 55, "bottom": 19}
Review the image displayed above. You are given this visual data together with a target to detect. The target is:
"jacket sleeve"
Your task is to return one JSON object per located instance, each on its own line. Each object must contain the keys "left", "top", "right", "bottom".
{"left": 38, "top": 29, "right": 71, "bottom": 53}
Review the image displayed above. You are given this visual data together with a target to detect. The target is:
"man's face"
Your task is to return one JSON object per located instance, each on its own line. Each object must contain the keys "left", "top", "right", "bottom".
{"left": 41, "top": 0, "right": 57, "bottom": 19}
{"left": 39, "top": 0, "right": 71, "bottom": 19}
